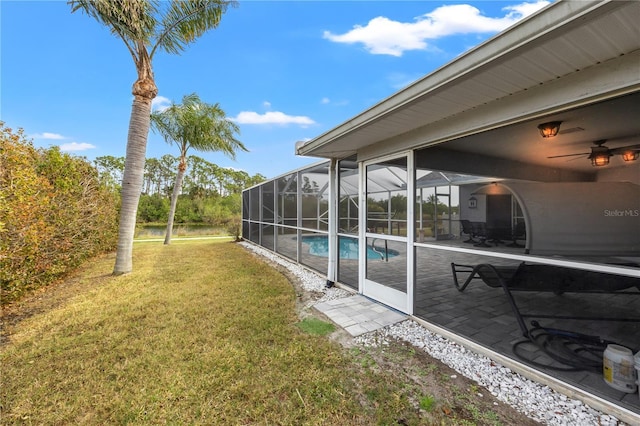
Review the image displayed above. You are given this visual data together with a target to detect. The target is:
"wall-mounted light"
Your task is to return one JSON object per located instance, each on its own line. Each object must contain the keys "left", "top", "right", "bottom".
{"left": 537, "top": 121, "right": 562, "bottom": 138}
{"left": 589, "top": 145, "right": 611, "bottom": 166}
{"left": 622, "top": 150, "right": 639, "bottom": 162}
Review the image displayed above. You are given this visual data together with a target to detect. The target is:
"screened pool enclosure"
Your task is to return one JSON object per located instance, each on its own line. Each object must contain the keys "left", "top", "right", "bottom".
{"left": 242, "top": 158, "right": 501, "bottom": 297}
{"left": 242, "top": 1, "right": 640, "bottom": 420}
{"left": 242, "top": 154, "right": 640, "bottom": 417}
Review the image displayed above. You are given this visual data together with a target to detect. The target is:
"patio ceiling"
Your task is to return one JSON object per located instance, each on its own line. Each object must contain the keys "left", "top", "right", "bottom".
{"left": 296, "top": 1, "right": 640, "bottom": 175}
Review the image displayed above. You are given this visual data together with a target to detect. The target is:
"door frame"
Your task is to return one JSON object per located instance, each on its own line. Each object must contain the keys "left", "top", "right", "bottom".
{"left": 359, "top": 151, "right": 414, "bottom": 314}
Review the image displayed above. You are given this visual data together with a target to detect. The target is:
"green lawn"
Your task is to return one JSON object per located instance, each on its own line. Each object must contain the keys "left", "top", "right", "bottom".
{"left": 1, "top": 240, "right": 516, "bottom": 425}
{"left": 0, "top": 240, "right": 411, "bottom": 424}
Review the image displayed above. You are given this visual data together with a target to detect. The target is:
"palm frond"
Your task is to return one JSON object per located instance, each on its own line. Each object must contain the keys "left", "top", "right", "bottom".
{"left": 149, "top": 93, "right": 245, "bottom": 161}
{"left": 69, "top": 0, "right": 159, "bottom": 48}
{"left": 150, "top": 100, "right": 183, "bottom": 147}
{"left": 152, "top": 0, "right": 237, "bottom": 58}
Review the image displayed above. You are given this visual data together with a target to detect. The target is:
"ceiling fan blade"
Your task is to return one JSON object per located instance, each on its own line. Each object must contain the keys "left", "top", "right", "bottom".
{"left": 547, "top": 152, "right": 590, "bottom": 159}
{"left": 609, "top": 143, "right": 640, "bottom": 155}
{"left": 565, "top": 155, "right": 589, "bottom": 162}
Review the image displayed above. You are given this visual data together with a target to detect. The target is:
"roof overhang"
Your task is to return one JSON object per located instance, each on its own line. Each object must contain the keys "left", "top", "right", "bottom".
{"left": 296, "top": 0, "right": 640, "bottom": 171}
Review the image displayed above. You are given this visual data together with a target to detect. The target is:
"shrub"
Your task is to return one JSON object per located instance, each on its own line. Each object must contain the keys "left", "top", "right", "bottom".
{"left": 0, "top": 122, "right": 118, "bottom": 304}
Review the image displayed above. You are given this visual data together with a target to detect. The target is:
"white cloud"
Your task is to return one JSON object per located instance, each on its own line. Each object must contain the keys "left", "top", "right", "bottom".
{"left": 152, "top": 95, "right": 171, "bottom": 112}
{"left": 263, "top": 101, "right": 272, "bottom": 109}
{"left": 59, "top": 142, "right": 96, "bottom": 152}
{"left": 320, "top": 97, "right": 349, "bottom": 106}
{"left": 30, "top": 132, "right": 97, "bottom": 152}
{"left": 505, "top": 1, "right": 551, "bottom": 18}
{"left": 32, "top": 132, "right": 66, "bottom": 140}
{"left": 323, "top": 1, "right": 550, "bottom": 56}
{"left": 231, "top": 111, "right": 316, "bottom": 126}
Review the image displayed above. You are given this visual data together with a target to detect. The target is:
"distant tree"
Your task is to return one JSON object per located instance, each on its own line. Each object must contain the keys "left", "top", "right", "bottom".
{"left": 247, "top": 172, "right": 267, "bottom": 188}
{"left": 137, "top": 193, "right": 169, "bottom": 222}
{"left": 184, "top": 155, "right": 209, "bottom": 197}
{"left": 94, "top": 155, "right": 125, "bottom": 188}
{"left": 143, "top": 157, "right": 160, "bottom": 194}
{"left": 158, "top": 154, "right": 178, "bottom": 196}
{"left": 150, "top": 93, "right": 246, "bottom": 244}
{"left": 89, "top": 153, "right": 263, "bottom": 199}
{"left": 185, "top": 156, "right": 221, "bottom": 197}
{"left": 70, "top": 0, "right": 236, "bottom": 274}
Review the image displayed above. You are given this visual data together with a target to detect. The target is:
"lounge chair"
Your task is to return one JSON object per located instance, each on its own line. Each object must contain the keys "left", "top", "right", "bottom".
{"left": 451, "top": 262, "right": 640, "bottom": 337}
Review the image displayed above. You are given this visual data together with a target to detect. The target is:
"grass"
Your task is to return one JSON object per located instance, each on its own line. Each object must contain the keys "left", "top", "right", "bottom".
{"left": 134, "top": 223, "right": 229, "bottom": 239}
{"left": 296, "top": 317, "right": 336, "bottom": 336}
{"left": 419, "top": 394, "right": 437, "bottom": 411}
{"left": 0, "top": 240, "right": 406, "bottom": 424}
{"left": 1, "top": 240, "right": 515, "bottom": 425}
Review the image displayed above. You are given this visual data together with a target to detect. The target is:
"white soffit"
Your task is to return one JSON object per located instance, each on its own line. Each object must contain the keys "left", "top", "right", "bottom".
{"left": 297, "top": 0, "right": 640, "bottom": 159}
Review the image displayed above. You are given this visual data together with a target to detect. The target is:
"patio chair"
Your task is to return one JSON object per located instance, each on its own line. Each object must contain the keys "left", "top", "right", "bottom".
{"left": 450, "top": 262, "right": 640, "bottom": 337}
{"left": 507, "top": 221, "right": 526, "bottom": 248}
{"left": 460, "top": 220, "right": 477, "bottom": 243}
{"left": 471, "top": 222, "right": 491, "bottom": 247}
{"left": 486, "top": 225, "right": 511, "bottom": 245}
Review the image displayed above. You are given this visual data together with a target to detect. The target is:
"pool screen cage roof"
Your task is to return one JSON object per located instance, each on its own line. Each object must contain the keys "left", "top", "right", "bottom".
{"left": 271, "top": 159, "right": 498, "bottom": 200}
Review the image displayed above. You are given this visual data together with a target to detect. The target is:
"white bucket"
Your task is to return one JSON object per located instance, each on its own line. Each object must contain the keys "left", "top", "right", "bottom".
{"left": 603, "top": 344, "right": 637, "bottom": 393}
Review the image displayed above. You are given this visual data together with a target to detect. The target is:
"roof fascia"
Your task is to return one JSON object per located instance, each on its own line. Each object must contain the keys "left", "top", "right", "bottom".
{"left": 297, "top": 0, "right": 619, "bottom": 157}
{"left": 357, "top": 50, "right": 640, "bottom": 162}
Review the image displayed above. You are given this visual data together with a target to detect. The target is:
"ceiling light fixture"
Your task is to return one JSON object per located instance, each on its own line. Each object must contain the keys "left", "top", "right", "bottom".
{"left": 537, "top": 121, "right": 562, "bottom": 138}
{"left": 622, "top": 150, "right": 639, "bottom": 162}
{"left": 589, "top": 145, "right": 611, "bottom": 167}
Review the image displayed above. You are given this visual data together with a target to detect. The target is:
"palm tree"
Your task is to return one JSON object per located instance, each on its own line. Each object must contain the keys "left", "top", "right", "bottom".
{"left": 150, "top": 93, "right": 246, "bottom": 244}
{"left": 69, "top": 0, "right": 236, "bottom": 274}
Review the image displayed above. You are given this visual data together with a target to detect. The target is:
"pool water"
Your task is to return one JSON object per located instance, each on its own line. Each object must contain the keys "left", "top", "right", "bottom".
{"left": 301, "top": 235, "right": 399, "bottom": 260}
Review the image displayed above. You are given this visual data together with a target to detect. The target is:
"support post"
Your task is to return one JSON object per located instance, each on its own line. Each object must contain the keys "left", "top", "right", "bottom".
{"left": 326, "top": 158, "right": 338, "bottom": 287}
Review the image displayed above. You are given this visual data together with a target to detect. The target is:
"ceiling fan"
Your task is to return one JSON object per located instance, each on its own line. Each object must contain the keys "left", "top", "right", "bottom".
{"left": 547, "top": 140, "right": 640, "bottom": 166}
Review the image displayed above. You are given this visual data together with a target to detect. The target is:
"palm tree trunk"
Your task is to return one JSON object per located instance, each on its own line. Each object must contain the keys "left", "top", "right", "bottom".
{"left": 164, "top": 167, "right": 185, "bottom": 245}
{"left": 113, "top": 97, "right": 152, "bottom": 274}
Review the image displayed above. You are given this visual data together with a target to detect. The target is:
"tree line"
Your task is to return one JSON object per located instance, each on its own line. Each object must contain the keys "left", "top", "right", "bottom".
{"left": 94, "top": 154, "right": 264, "bottom": 198}
{"left": 94, "top": 154, "right": 264, "bottom": 223}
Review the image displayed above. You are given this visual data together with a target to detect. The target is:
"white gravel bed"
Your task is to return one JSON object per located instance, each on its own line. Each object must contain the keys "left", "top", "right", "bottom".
{"left": 240, "top": 242, "right": 629, "bottom": 426}
{"left": 357, "top": 321, "right": 626, "bottom": 426}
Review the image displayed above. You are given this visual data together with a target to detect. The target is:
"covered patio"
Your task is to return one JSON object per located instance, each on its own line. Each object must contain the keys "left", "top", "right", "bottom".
{"left": 244, "top": 0, "right": 640, "bottom": 422}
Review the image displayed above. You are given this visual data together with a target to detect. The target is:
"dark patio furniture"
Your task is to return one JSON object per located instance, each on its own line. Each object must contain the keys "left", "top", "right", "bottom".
{"left": 460, "top": 219, "right": 477, "bottom": 243}
{"left": 486, "top": 225, "right": 511, "bottom": 245}
{"left": 451, "top": 262, "right": 640, "bottom": 337}
{"left": 471, "top": 222, "right": 491, "bottom": 247}
{"left": 507, "top": 221, "right": 526, "bottom": 248}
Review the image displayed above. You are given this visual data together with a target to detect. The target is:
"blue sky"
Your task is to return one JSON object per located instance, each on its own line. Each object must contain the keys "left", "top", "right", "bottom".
{"left": 1, "top": 0, "right": 550, "bottom": 179}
